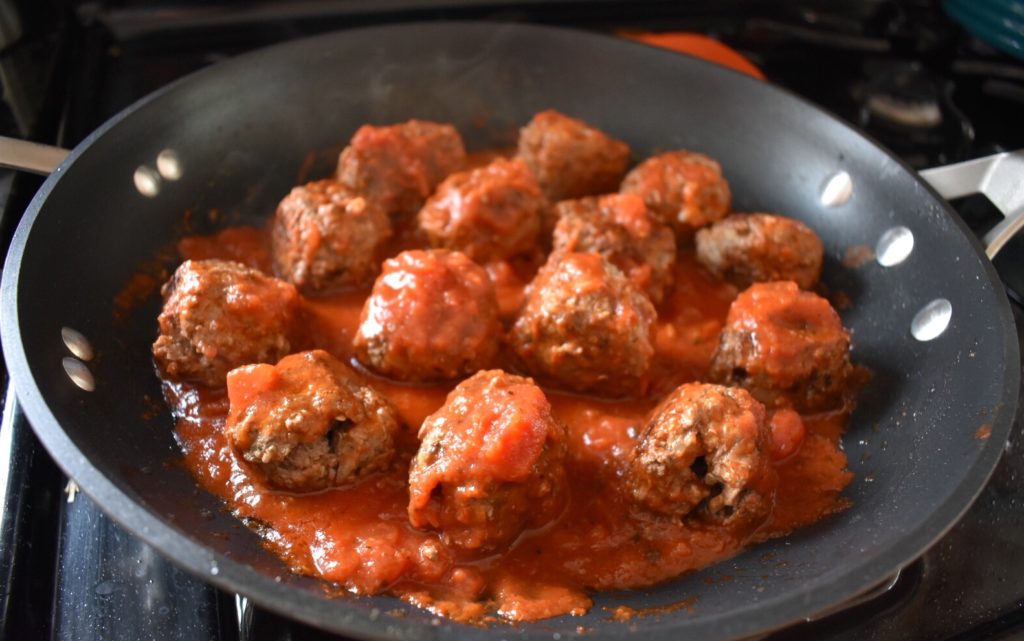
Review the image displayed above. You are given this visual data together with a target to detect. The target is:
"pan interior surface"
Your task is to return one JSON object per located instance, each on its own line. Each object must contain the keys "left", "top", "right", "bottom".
{"left": 1, "top": 22, "right": 1017, "bottom": 641}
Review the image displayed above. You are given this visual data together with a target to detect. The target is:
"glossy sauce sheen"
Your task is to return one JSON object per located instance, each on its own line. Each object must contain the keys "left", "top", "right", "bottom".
{"left": 167, "top": 225, "right": 853, "bottom": 622}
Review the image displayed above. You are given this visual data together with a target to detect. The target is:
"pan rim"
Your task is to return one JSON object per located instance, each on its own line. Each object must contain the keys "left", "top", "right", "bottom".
{"left": 1, "top": 19, "right": 1019, "bottom": 641}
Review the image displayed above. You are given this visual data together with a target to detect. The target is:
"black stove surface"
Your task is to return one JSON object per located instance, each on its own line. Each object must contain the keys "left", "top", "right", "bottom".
{"left": 2, "top": 1, "right": 1024, "bottom": 640}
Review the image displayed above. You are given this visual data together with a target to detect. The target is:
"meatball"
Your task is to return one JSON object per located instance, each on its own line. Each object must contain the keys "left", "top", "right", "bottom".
{"left": 511, "top": 252, "right": 656, "bottom": 397}
{"left": 629, "top": 383, "right": 776, "bottom": 527}
{"left": 225, "top": 350, "right": 399, "bottom": 492}
{"left": 516, "top": 110, "right": 631, "bottom": 201}
{"left": 271, "top": 179, "right": 392, "bottom": 293}
{"left": 696, "top": 213, "right": 824, "bottom": 290}
{"left": 337, "top": 120, "right": 467, "bottom": 219}
{"left": 353, "top": 249, "right": 501, "bottom": 382}
{"left": 620, "top": 150, "right": 731, "bottom": 236}
{"left": 418, "top": 158, "right": 546, "bottom": 261}
{"left": 408, "top": 370, "right": 568, "bottom": 552}
{"left": 152, "top": 259, "right": 300, "bottom": 387}
{"left": 709, "top": 281, "right": 854, "bottom": 412}
{"left": 551, "top": 193, "right": 676, "bottom": 304}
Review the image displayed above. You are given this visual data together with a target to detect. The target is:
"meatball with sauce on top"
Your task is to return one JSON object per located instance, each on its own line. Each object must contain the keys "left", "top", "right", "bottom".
{"left": 517, "top": 110, "right": 631, "bottom": 201}
{"left": 353, "top": 249, "right": 501, "bottom": 382}
{"left": 709, "top": 281, "right": 855, "bottom": 412}
{"left": 552, "top": 193, "right": 676, "bottom": 304}
{"left": 630, "top": 383, "right": 776, "bottom": 527}
{"left": 408, "top": 370, "right": 568, "bottom": 552}
{"left": 511, "top": 252, "right": 656, "bottom": 397}
{"left": 152, "top": 259, "right": 300, "bottom": 387}
{"left": 620, "top": 150, "right": 731, "bottom": 236}
{"left": 271, "top": 179, "right": 391, "bottom": 293}
{"left": 696, "top": 213, "right": 824, "bottom": 290}
{"left": 225, "top": 350, "right": 399, "bottom": 492}
{"left": 337, "top": 119, "right": 467, "bottom": 219}
{"left": 418, "top": 158, "right": 546, "bottom": 262}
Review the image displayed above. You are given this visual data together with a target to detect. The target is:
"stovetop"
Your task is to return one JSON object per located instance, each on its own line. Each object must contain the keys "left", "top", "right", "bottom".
{"left": 2, "top": 1, "right": 1024, "bottom": 640}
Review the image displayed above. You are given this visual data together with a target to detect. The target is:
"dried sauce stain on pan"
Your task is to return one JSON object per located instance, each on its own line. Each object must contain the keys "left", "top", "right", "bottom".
{"left": 976, "top": 423, "right": 993, "bottom": 440}
{"left": 295, "top": 144, "right": 346, "bottom": 185}
{"left": 158, "top": 223, "right": 858, "bottom": 624}
{"left": 842, "top": 245, "right": 875, "bottom": 269}
{"left": 140, "top": 393, "right": 164, "bottom": 422}
{"left": 113, "top": 212, "right": 271, "bottom": 322}
{"left": 176, "top": 226, "right": 272, "bottom": 272}
{"left": 113, "top": 267, "right": 168, "bottom": 321}
{"left": 113, "top": 244, "right": 175, "bottom": 321}
{"left": 606, "top": 595, "right": 699, "bottom": 622}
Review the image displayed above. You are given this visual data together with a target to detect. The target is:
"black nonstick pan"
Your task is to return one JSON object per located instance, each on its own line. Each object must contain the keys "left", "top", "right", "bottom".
{"left": 1, "top": 21, "right": 1021, "bottom": 641}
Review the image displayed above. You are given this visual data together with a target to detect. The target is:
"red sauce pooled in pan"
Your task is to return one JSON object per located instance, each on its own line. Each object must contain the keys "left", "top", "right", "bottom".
{"left": 164, "top": 225, "right": 853, "bottom": 622}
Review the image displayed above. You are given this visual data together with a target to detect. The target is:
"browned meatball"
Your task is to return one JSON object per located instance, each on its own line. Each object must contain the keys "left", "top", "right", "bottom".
{"left": 353, "top": 249, "right": 501, "bottom": 382}
{"left": 418, "top": 158, "right": 546, "bottom": 261}
{"left": 629, "top": 383, "right": 776, "bottom": 527}
{"left": 225, "top": 350, "right": 399, "bottom": 492}
{"left": 408, "top": 370, "right": 568, "bottom": 552}
{"left": 152, "top": 259, "right": 300, "bottom": 387}
{"left": 337, "top": 120, "right": 466, "bottom": 219}
{"left": 511, "top": 252, "right": 656, "bottom": 397}
{"left": 551, "top": 193, "right": 676, "bottom": 304}
{"left": 620, "top": 150, "right": 731, "bottom": 236}
{"left": 696, "top": 213, "right": 824, "bottom": 290}
{"left": 271, "top": 179, "right": 392, "bottom": 293}
{"left": 709, "top": 281, "right": 854, "bottom": 412}
{"left": 516, "top": 110, "right": 631, "bottom": 201}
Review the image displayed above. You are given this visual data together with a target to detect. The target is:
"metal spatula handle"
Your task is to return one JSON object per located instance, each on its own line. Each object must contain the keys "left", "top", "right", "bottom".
{"left": 0, "top": 136, "right": 69, "bottom": 175}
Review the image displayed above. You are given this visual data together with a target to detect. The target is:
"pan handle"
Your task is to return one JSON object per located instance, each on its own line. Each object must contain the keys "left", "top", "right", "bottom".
{"left": 0, "top": 136, "right": 69, "bottom": 175}
{"left": 919, "top": 150, "right": 1024, "bottom": 259}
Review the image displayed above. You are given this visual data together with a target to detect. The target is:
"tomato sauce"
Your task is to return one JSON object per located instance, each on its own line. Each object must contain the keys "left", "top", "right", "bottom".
{"left": 166, "top": 226, "right": 853, "bottom": 622}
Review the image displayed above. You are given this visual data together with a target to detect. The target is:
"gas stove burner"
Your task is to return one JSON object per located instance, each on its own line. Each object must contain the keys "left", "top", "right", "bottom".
{"left": 866, "top": 93, "right": 942, "bottom": 128}
{"left": 853, "top": 60, "right": 975, "bottom": 168}
{"left": 863, "top": 62, "right": 944, "bottom": 128}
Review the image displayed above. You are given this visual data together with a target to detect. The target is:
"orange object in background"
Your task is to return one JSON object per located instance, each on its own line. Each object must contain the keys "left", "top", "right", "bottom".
{"left": 623, "top": 31, "right": 765, "bottom": 80}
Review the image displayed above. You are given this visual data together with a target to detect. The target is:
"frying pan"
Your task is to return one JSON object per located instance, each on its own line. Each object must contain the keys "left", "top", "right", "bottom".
{"left": 1, "top": 21, "right": 1021, "bottom": 641}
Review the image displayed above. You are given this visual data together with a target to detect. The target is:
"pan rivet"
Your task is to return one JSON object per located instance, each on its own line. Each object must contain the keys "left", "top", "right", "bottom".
{"left": 820, "top": 171, "right": 853, "bottom": 207}
{"left": 62, "top": 357, "right": 95, "bottom": 392}
{"left": 157, "top": 150, "right": 182, "bottom": 181}
{"left": 61, "top": 327, "right": 94, "bottom": 361}
{"left": 911, "top": 298, "right": 952, "bottom": 341}
{"left": 876, "top": 226, "right": 914, "bottom": 266}
{"left": 134, "top": 165, "right": 161, "bottom": 197}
